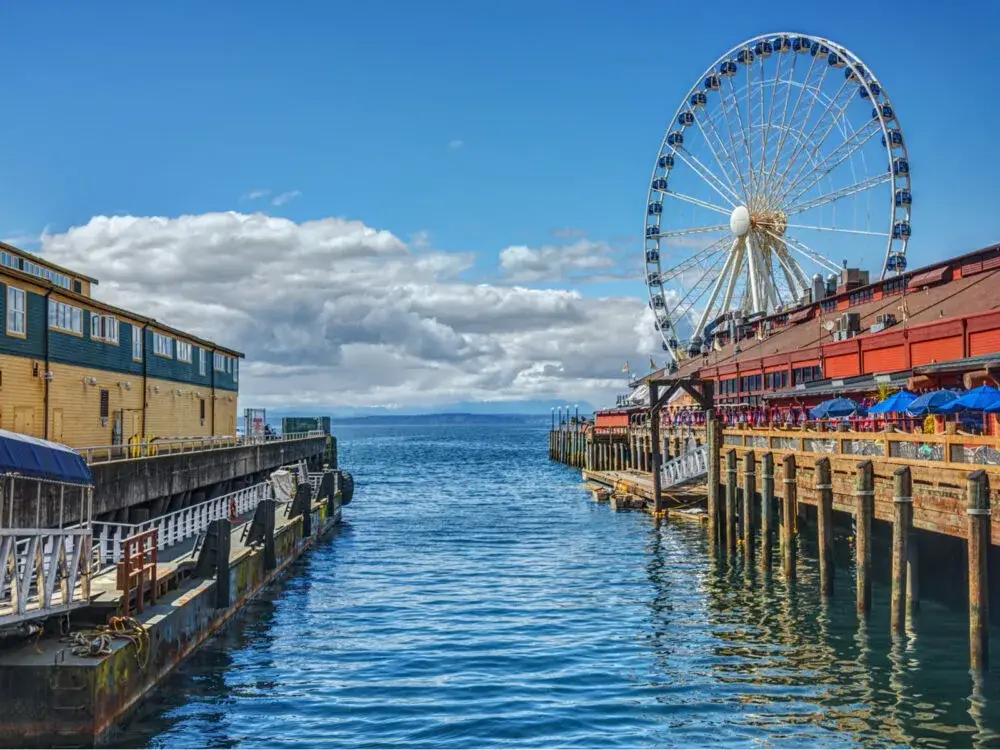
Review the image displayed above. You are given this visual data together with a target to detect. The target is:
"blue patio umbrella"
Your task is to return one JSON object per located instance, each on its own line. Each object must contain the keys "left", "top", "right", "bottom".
{"left": 810, "top": 397, "right": 866, "bottom": 419}
{"left": 939, "top": 385, "right": 1000, "bottom": 414}
{"left": 905, "top": 389, "right": 962, "bottom": 416}
{"left": 868, "top": 389, "right": 917, "bottom": 415}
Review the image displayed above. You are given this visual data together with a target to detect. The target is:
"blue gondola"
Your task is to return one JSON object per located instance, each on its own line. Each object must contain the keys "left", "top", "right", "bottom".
{"left": 646, "top": 226, "right": 660, "bottom": 237}
{"left": 810, "top": 42, "right": 830, "bottom": 57}
{"left": 881, "top": 129, "right": 904, "bottom": 148}
{"left": 755, "top": 40, "right": 773, "bottom": 57}
{"left": 668, "top": 338, "right": 679, "bottom": 349}
{"left": 678, "top": 111, "right": 695, "bottom": 127}
{"left": 652, "top": 178, "right": 668, "bottom": 191}
{"left": 658, "top": 154, "right": 675, "bottom": 169}
{"left": 737, "top": 48, "right": 754, "bottom": 65}
{"left": 689, "top": 91, "right": 707, "bottom": 108}
{"left": 651, "top": 294, "right": 665, "bottom": 309}
{"left": 846, "top": 64, "right": 866, "bottom": 80}
{"left": 792, "top": 36, "right": 809, "bottom": 53}
{"left": 872, "top": 103, "right": 894, "bottom": 121}
{"left": 645, "top": 249, "right": 660, "bottom": 263}
{"left": 886, "top": 253, "right": 907, "bottom": 272}
{"left": 828, "top": 52, "right": 846, "bottom": 68}
{"left": 859, "top": 82, "right": 882, "bottom": 100}
{"left": 892, "top": 221, "right": 911, "bottom": 240}
{"left": 704, "top": 74, "right": 721, "bottom": 90}
{"left": 648, "top": 202, "right": 662, "bottom": 215}
{"left": 894, "top": 188, "right": 912, "bottom": 208}
{"left": 719, "top": 60, "right": 737, "bottom": 76}
{"left": 892, "top": 157, "right": 909, "bottom": 176}
{"left": 772, "top": 36, "right": 792, "bottom": 53}
{"left": 647, "top": 271, "right": 661, "bottom": 285}
{"left": 667, "top": 131, "right": 684, "bottom": 147}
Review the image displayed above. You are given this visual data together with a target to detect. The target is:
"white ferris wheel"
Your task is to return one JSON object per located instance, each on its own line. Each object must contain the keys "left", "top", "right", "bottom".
{"left": 644, "top": 33, "right": 912, "bottom": 362}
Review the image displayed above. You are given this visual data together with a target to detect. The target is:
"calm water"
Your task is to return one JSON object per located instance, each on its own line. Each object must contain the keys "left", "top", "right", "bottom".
{"left": 112, "top": 423, "right": 1000, "bottom": 748}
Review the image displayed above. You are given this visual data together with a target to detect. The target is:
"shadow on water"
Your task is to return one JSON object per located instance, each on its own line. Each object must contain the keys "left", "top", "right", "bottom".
{"left": 110, "top": 424, "right": 1000, "bottom": 748}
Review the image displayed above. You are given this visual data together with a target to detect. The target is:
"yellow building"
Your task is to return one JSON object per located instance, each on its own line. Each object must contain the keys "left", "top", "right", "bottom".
{"left": 0, "top": 241, "right": 242, "bottom": 448}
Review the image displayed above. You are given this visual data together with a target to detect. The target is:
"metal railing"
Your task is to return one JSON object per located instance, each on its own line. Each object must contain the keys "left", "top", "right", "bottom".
{"left": 0, "top": 527, "right": 92, "bottom": 626}
{"left": 661, "top": 444, "right": 708, "bottom": 489}
{"left": 77, "top": 430, "right": 324, "bottom": 465}
{"left": 91, "top": 482, "right": 269, "bottom": 567}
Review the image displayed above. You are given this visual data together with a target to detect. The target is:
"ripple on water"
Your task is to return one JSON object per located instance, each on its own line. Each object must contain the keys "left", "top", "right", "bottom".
{"left": 108, "top": 424, "right": 1000, "bottom": 749}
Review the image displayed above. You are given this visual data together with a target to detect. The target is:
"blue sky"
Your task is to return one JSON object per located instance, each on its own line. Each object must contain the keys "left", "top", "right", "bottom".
{"left": 0, "top": 1, "right": 996, "bottom": 413}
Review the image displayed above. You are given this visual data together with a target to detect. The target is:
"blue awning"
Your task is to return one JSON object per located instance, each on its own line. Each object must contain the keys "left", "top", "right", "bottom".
{"left": 0, "top": 429, "right": 92, "bottom": 485}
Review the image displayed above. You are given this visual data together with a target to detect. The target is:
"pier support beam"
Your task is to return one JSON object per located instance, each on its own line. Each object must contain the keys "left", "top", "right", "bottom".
{"left": 726, "top": 448, "right": 737, "bottom": 556}
{"left": 968, "top": 470, "right": 990, "bottom": 671}
{"left": 855, "top": 460, "right": 874, "bottom": 616}
{"left": 649, "top": 381, "right": 664, "bottom": 515}
{"left": 706, "top": 417, "right": 721, "bottom": 548}
{"left": 891, "top": 466, "right": 913, "bottom": 636}
{"left": 742, "top": 450, "right": 756, "bottom": 559}
{"left": 782, "top": 454, "right": 797, "bottom": 581}
{"left": 760, "top": 452, "right": 774, "bottom": 570}
{"left": 816, "top": 457, "right": 834, "bottom": 598}
{"left": 908, "top": 539, "right": 920, "bottom": 617}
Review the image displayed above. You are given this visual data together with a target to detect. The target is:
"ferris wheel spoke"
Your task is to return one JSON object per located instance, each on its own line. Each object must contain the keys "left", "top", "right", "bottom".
{"left": 663, "top": 189, "right": 731, "bottom": 216}
{"left": 693, "top": 239, "right": 740, "bottom": 338}
{"left": 665, "top": 253, "right": 729, "bottom": 325}
{"left": 763, "top": 228, "right": 841, "bottom": 273}
{"left": 653, "top": 224, "right": 728, "bottom": 240}
{"left": 726, "top": 68, "right": 755, "bottom": 203}
{"left": 659, "top": 235, "right": 731, "bottom": 280}
{"left": 769, "top": 61, "right": 833, "bottom": 200}
{"left": 672, "top": 148, "right": 743, "bottom": 207}
{"left": 785, "top": 223, "right": 888, "bottom": 237}
{"left": 715, "top": 77, "right": 753, "bottom": 203}
{"left": 772, "top": 78, "right": 858, "bottom": 205}
{"left": 763, "top": 52, "right": 819, "bottom": 192}
{"left": 777, "top": 118, "right": 880, "bottom": 207}
{"left": 772, "top": 244, "right": 809, "bottom": 299}
{"left": 757, "top": 49, "right": 785, "bottom": 201}
{"left": 691, "top": 110, "right": 747, "bottom": 202}
{"left": 785, "top": 172, "right": 891, "bottom": 215}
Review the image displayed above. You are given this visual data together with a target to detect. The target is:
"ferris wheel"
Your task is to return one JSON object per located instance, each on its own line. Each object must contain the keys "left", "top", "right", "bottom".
{"left": 644, "top": 33, "right": 911, "bottom": 362}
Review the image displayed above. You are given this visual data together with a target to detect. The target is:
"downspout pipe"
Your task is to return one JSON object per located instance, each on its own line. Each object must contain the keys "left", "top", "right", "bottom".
{"left": 43, "top": 290, "right": 53, "bottom": 440}
{"left": 140, "top": 324, "right": 148, "bottom": 444}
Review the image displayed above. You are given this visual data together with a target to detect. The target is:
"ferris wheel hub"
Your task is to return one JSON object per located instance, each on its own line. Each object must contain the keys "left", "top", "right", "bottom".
{"left": 729, "top": 205, "right": 751, "bottom": 237}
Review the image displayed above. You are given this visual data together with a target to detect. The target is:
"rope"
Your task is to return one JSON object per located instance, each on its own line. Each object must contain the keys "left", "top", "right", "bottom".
{"left": 60, "top": 615, "right": 150, "bottom": 669}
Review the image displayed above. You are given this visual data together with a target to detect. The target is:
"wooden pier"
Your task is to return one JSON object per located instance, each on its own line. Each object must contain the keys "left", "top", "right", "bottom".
{"left": 549, "top": 391, "right": 1000, "bottom": 672}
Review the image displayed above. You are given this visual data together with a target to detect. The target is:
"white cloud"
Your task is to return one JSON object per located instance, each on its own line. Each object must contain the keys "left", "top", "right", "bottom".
{"left": 243, "top": 189, "right": 271, "bottom": 201}
{"left": 39, "top": 212, "right": 653, "bottom": 410}
{"left": 271, "top": 190, "right": 301, "bottom": 206}
{"left": 448, "top": 139, "right": 465, "bottom": 149}
{"left": 498, "top": 238, "right": 631, "bottom": 283}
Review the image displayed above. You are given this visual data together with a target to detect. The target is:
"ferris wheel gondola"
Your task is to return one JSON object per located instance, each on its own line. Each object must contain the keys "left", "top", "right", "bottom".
{"left": 644, "top": 33, "right": 911, "bottom": 362}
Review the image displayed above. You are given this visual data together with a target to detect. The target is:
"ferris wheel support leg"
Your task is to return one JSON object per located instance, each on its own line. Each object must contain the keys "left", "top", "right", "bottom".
{"left": 693, "top": 242, "right": 739, "bottom": 341}
{"left": 720, "top": 241, "right": 745, "bottom": 314}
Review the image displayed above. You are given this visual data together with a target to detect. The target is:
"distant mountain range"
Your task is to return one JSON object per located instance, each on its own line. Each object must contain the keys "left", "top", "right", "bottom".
{"left": 329, "top": 412, "right": 549, "bottom": 425}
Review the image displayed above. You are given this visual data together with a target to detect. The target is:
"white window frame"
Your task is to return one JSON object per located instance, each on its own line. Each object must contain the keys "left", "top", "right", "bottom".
{"left": 153, "top": 332, "right": 173, "bottom": 358}
{"left": 214, "top": 352, "right": 225, "bottom": 372}
{"left": 6, "top": 286, "right": 25, "bottom": 336}
{"left": 48, "top": 299, "right": 83, "bottom": 335}
{"left": 233, "top": 358, "right": 238, "bottom": 383}
{"left": 199, "top": 348, "right": 207, "bottom": 376}
{"left": 132, "top": 325, "right": 143, "bottom": 361}
{"left": 90, "top": 313, "right": 119, "bottom": 344}
{"left": 176, "top": 341, "right": 192, "bottom": 363}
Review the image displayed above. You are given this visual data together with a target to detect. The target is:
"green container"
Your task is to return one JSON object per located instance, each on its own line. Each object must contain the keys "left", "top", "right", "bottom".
{"left": 281, "top": 416, "right": 331, "bottom": 435}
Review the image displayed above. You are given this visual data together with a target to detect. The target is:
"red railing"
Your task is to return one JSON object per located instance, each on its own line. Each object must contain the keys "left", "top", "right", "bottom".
{"left": 116, "top": 529, "right": 158, "bottom": 616}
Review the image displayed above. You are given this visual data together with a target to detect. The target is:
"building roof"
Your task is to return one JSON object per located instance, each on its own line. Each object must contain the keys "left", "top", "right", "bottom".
{"left": 0, "top": 241, "right": 99, "bottom": 284}
{"left": 763, "top": 371, "right": 911, "bottom": 401}
{"left": 913, "top": 353, "right": 1000, "bottom": 375}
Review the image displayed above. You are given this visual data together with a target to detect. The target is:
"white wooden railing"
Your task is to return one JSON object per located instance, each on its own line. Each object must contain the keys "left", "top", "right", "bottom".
{"left": 91, "top": 482, "right": 269, "bottom": 567}
{"left": 0, "top": 528, "right": 92, "bottom": 626}
{"left": 77, "top": 431, "right": 325, "bottom": 465}
{"left": 661, "top": 444, "right": 709, "bottom": 489}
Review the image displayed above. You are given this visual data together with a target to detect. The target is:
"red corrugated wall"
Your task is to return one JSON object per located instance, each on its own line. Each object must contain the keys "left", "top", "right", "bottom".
{"left": 911, "top": 336, "right": 964, "bottom": 367}
{"left": 824, "top": 352, "right": 860, "bottom": 378}
{"left": 862, "top": 345, "right": 906, "bottom": 374}
{"left": 969, "top": 329, "right": 1000, "bottom": 357}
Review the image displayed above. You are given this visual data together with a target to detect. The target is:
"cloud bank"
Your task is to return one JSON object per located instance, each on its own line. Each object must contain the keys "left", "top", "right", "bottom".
{"left": 40, "top": 212, "right": 653, "bottom": 410}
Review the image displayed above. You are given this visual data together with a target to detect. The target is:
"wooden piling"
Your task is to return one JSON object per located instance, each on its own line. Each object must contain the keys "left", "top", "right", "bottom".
{"left": 726, "top": 448, "right": 737, "bottom": 556}
{"left": 816, "top": 457, "right": 834, "bottom": 597}
{"left": 649, "top": 381, "right": 663, "bottom": 515}
{"left": 890, "top": 466, "right": 912, "bottom": 636}
{"left": 855, "top": 460, "right": 874, "bottom": 616}
{"left": 742, "top": 450, "right": 756, "bottom": 555}
{"left": 706, "top": 417, "right": 721, "bottom": 547}
{"left": 782, "top": 454, "right": 796, "bottom": 581}
{"left": 760, "top": 452, "right": 774, "bottom": 570}
{"left": 967, "top": 470, "right": 990, "bottom": 671}
{"left": 908, "top": 539, "right": 920, "bottom": 616}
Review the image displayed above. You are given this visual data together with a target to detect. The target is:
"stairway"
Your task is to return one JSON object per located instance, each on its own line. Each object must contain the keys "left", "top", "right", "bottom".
{"left": 661, "top": 443, "right": 708, "bottom": 489}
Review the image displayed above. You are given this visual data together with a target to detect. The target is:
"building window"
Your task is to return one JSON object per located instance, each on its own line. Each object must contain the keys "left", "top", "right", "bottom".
{"left": 793, "top": 365, "right": 823, "bottom": 385}
{"left": 6, "top": 286, "right": 25, "bottom": 336}
{"left": 214, "top": 352, "right": 226, "bottom": 372}
{"left": 132, "top": 326, "right": 143, "bottom": 361}
{"left": 176, "top": 341, "right": 192, "bottom": 363}
{"left": 153, "top": 333, "right": 173, "bottom": 357}
{"left": 90, "top": 313, "right": 119, "bottom": 344}
{"left": 849, "top": 288, "right": 874, "bottom": 306}
{"left": 820, "top": 299, "right": 837, "bottom": 314}
{"left": 0, "top": 252, "right": 11, "bottom": 268}
{"left": 99, "top": 388, "right": 109, "bottom": 422}
{"left": 200, "top": 398, "right": 206, "bottom": 424}
{"left": 233, "top": 358, "right": 238, "bottom": 383}
{"left": 48, "top": 300, "right": 83, "bottom": 335}
{"left": 883, "top": 277, "right": 906, "bottom": 296}
{"left": 199, "top": 348, "right": 207, "bottom": 376}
